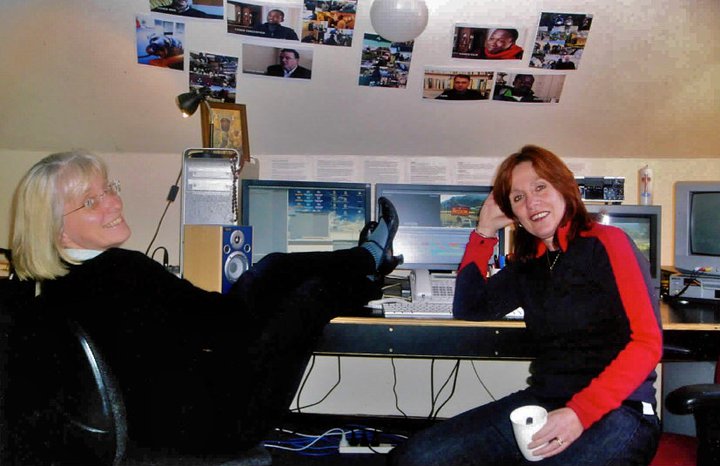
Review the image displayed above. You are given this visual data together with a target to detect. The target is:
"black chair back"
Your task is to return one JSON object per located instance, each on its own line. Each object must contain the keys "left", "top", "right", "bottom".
{"left": 60, "top": 320, "right": 127, "bottom": 465}
{"left": 1, "top": 268, "right": 127, "bottom": 465}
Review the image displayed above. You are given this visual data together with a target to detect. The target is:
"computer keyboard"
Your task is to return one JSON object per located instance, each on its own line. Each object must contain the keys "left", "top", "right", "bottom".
{"left": 382, "top": 300, "right": 454, "bottom": 319}
{"left": 379, "top": 300, "right": 525, "bottom": 321}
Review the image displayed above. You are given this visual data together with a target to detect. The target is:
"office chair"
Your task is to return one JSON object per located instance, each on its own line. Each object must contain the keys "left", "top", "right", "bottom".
{"left": 1, "top": 266, "right": 127, "bottom": 465}
{"left": 59, "top": 320, "right": 128, "bottom": 465}
{"left": 650, "top": 351, "right": 720, "bottom": 466}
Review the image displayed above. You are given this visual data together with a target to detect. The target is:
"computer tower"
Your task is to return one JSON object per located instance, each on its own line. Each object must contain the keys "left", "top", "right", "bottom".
{"left": 181, "top": 148, "right": 259, "bottom": 226}
{"left": 182, "top": 225, "right": 252, "bottom": 293}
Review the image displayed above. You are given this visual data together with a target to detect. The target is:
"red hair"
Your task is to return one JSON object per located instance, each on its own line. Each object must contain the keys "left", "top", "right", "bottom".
{"left": 492, "top": 145, "right": 592, "bottom": 260}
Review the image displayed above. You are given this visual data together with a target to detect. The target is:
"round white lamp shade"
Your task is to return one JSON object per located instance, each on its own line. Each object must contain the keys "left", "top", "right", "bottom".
{"left": 369, "top": 0, "right": 429, "bottom": 42}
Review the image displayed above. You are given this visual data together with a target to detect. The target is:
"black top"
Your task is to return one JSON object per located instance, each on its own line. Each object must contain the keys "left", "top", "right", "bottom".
{"left": 453, "top": 223, "right": 662, "bottom": 428}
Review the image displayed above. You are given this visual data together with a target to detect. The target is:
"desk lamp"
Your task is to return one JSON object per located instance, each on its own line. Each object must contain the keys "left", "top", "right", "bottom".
{"left": 175, "top": 86, "right": 217, "bottom": 148}
{"left": 148, "top": 86, "right": 215, "bottom": 257}
{"left": 175, "top": 86, "right": 211, "bottom": 118}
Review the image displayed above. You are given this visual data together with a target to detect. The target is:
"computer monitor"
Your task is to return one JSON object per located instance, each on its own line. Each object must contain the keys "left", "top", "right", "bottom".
{"left": 674, "top": 181, "right": 720, "bottom": 276}
{"left": 241, "top": 179, "right": 371, "bottom": 264}
{"left": 584, "top": 204, "right": 662, "bottom": 297}
{"left": 374, "top": 183, "right": 505, "bottom": 272}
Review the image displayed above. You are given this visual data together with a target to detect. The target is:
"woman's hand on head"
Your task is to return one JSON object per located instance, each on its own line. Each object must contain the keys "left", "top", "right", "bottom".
{"left": 476, "top": 193, "right": 513, "bottom": 237}
{"left": 527, "top": 407, "right": 584, "bottom": 458}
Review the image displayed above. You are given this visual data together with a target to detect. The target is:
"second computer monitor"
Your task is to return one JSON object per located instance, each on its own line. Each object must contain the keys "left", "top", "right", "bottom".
{"left": 241, "top": 179, "right": 371, "bottom": 264}
{"left": 375, "top": 183, "right": 504, "bottom": 272}
{"left": 584, "top": 203, "right": 662, "bottom": 297}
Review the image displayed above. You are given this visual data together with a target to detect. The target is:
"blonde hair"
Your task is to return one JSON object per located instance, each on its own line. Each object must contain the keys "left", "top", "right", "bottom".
{"left": 11, "top": 150, "right": 108, "bottom": 280}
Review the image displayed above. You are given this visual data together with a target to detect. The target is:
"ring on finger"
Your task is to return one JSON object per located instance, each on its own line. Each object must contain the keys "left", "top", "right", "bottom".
{"left": 555, "top": 437, "right": 564, "bottom": 447}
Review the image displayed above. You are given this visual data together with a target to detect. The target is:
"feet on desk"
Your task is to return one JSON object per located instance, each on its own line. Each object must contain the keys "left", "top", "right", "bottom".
{"left": 359, "top": 197, "right": 403, "bottom": 278}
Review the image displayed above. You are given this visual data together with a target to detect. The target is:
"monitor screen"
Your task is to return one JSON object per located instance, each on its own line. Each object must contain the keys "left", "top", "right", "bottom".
{"left": 241, "top": 179, "right": 371, "bottom": 263}
{"left": 675, "top": 182, "right": 720, "bottom": 276}
{"left": 375, "top": 183, "right": 504, "bottom": 271}
{"left": 690, "top": 192, "right": 720, "bottom": 256}
{"left": 584, "top": 204, "right": 661, "bottom": 296}
{"left": 598, "top": 216, "right": 654, "bottom": 269}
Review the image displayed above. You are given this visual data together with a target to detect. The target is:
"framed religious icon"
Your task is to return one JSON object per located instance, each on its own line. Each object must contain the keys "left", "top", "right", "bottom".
{"left": 201, "top": 101, "right": 250, "bottom": 163}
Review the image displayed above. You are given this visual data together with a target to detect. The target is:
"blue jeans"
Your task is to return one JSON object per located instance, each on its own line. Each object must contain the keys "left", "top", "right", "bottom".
{"left": 387, "top": 390, "right": 660, "bottom": 466}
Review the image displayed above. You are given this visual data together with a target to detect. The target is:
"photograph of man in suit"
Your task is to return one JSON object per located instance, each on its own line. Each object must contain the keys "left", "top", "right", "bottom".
{"left": 266, "top": 49, "right": 311, "bottom": 79}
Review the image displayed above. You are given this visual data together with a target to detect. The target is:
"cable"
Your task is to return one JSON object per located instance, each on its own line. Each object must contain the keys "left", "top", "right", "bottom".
{"left": 670, "top": 269, "right": 703, "bottom": 298}
{"left": 431, "top": 360, "right": 461, "bottom": 419}
{"left": 381, "top": 281, "right": 403, "bottom": 293}
{"left": 390, "top": 357, "right": 408, "bottom": 418}
{"left": 145, "top": 168, "right": 182, "bottom": 256}
{"left": 264, "top": 427, "right": 345, "bottom": 454}
{"left": 470, "top": 360, "right": 497, "bottom": 401}
{"left": 293, "top": 354, "right": 316, "bottom": 413}
{"left": 290, "top": 356, "right": 342, "bottom": 412}
{"left": 265, "top": 425, "right": 407, "bottom": 457}
{"left": 297, "top": 356, "right": 342, "bottom": 411}
{"left": 428, "top": 359, "right": 436, "bottom": 418}
{"left": 428, "top": 359, "right": 461, "bottom": 420}
{"left": 150, "top": 246, "right": 169, "bottom": 268}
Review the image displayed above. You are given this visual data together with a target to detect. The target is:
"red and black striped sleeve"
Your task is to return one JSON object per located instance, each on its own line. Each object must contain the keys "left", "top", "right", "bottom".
{"left": 566, "top": 224, "right": 663, "bottom": 428}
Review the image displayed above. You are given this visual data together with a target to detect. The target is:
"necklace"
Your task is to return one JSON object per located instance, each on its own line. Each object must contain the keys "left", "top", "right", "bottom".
{"left": 546, "top": 250, "right": 562, "bottom": 271}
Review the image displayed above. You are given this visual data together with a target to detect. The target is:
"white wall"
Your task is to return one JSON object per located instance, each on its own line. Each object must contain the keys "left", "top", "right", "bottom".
{"left": 0, "top": 0, "right": 718, "bottom": 158}
{"left": 290, "top": 357, "right": 532, "bottom": 418}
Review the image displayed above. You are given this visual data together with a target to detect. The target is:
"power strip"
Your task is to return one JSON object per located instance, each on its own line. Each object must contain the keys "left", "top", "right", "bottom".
{"left": 339, "top": 444, "right": 395, "bottom": 454}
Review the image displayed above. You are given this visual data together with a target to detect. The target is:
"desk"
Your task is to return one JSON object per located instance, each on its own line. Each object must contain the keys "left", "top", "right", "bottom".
{"left": 317, "top": 302, "right": 720, "bottom": 361}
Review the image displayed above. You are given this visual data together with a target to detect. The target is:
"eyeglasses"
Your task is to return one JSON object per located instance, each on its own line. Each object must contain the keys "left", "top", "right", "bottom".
{"left": 63, "top": 180, "right": 121, "bottom": 216}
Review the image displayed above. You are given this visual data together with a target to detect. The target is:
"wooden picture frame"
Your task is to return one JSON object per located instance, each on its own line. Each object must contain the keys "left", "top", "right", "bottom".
{"left": 200, "top": 101, "right": 250, "bottom": 162}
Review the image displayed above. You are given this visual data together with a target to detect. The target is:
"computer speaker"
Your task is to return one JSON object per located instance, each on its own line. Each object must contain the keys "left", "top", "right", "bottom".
{"left": 182, "top": 225, "right": 253, "bottom": 293}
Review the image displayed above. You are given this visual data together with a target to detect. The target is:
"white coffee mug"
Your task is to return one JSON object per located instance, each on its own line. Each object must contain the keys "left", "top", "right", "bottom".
{"left": 510, "top": 405, "right": 548, "bottom": 462}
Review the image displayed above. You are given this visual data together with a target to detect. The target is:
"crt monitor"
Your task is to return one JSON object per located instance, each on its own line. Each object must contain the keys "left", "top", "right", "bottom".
{"left": 584, "top": 204, "right": 662, "bottom": 297}
{"left": 374, "top": 183, "right": 505, "bottom": 272}
{"left": 241, "top": 179, "right": 371, "bottom": 264}
{"left": 674, "top": 181, "right": 720, "bottom": 276}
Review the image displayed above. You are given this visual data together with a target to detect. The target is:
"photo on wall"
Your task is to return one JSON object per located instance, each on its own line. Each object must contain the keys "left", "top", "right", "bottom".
{"left": 423, "top": 68, "right": 496, "bottom": 101}
{"left": 301, "top": 0, "right": 356, "bottom": 46}
{"left": 358, "top": 34, "right": 414, "bottom": 88}
{"left": 451, "top": 24, "right": 526, "bottom": 60}
{"left": 242, "top": 43, "right": 313, "bottom": 80}
{"left": 189, "top": 51, "right": 238, "bottom": 103}
{"left": 200, "top": 101, "right": 250, "bottom": 162}
{"left": 492, "top": 72, "right": 566, "bottom": 103}
{"left": 226, "top": 1, "right": 302, "bottom": 41}
{"left": 529, "top": 12, "right": 594, "bottom": 70}
{"left": 136, "top": 15, "right": 185, "bottom": 70}
{"left": 149, "top": 0, "right": 224, "bottom": 20}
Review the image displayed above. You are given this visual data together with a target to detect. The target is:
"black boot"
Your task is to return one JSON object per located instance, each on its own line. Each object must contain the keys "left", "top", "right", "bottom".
{"left": 359, "top": 197, "right": 403, "bottom": 277}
